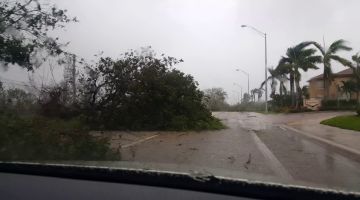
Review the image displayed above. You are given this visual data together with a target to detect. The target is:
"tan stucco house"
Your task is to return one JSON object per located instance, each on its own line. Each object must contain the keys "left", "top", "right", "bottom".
{"left": 304, "top": 68, "right": 357, "bottom": 109}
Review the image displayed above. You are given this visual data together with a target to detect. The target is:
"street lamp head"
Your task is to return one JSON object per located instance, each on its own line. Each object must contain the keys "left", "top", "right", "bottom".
{"left": 241, "top": 25, "right": 247, "bottom": 28}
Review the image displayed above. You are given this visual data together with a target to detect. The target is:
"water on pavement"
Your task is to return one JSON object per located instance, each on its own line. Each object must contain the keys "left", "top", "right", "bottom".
{"left": 74, "top": 111, "right": 360, "bottom": 193}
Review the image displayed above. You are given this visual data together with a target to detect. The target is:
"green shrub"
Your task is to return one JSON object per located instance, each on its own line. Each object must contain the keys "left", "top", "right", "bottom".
{"left": 320, "top": 99, "right": 358, "bottom": 110}
{"left": 270, "top": 94, "right": 292, "bottom": 108}
{"left": 166, "top": 115, "right": 225, "bottom": 131}
{"left": 0, "top": 88, "right": 38, "bottom": 116}
{"left": 288, "top": 107, "right": 313, "bottom": 113}
{"left": 228, "top": 102, "right": 266, "bottom": 112}
{"left": 205, "top": 117, "right": 226, "bottom": 130}
{"left": 169, "top": 115, "right": 189, "bottom": 131}
{"left": 38, "top": 86, "right": 81, "bottom": 119}
{"left": 0, "top": 113, "right": 118, "bottom": 161}
{"left": 357, "top": 105, "right": 360, "bottom": 116}
{"left": 193, "top": 117, "right": 225, "bottom": 130}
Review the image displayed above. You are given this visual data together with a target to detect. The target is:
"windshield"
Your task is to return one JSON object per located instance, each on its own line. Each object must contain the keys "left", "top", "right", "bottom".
{"left": 1, "top": 0, "right": 360, "bottom": 195}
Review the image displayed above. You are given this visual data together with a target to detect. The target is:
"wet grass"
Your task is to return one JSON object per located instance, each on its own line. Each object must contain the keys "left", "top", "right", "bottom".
{"left": 320, "top": 115, "right": 360, "bottom": 131}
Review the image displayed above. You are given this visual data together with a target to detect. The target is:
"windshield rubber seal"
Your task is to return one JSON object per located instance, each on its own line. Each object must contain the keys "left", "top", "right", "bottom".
{"left": 0, "top": 161, "right": 359, "bottom": 200}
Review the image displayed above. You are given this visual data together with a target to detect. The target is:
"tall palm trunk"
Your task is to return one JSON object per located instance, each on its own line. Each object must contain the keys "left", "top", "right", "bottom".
{"left": 357, "top": 77, "right": 360, "bottom": 104}
{"left": 290, "top": 72, "right": 295, "bottom": 107}
{"left": 357, "top": 66, "right": 360, "bottom": 104}
{"left": 295, "top": 74, "right": 302, "bottom": 110}
{"left": 296, "top": 84, "right": 302, "bottom": 109}
{"left": 323, "top": 74, "right": 327, "bottom": 100}
{"left": 279, "top": 82, "right": 283, "bottom": 106}
{"left": 323, "top": 67, "right": 331, "bottom": 100}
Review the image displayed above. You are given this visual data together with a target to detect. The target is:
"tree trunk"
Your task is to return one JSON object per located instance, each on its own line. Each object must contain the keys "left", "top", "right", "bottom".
{"left": 279, "top": 83, "right": 283, "bottom": 107}
{"left": 357, "top": 76, "right": 360, "bottom": 104}
{"left": 290, "top": 72, "right": 295, "bottom": 107}
{"left": 357, "top": 66, "right": 360, "bottom": 104}
{"left": 323, "top": 66, "right": 331, "bottom": 101}
{"left": 295, "top": 80, "right": 301, "bottom": 110}
{"left": 323, "top": 75, "right": 327, "bottom": 101}
{"left": 324, "top": 79, "right": 331, "bottom": 101}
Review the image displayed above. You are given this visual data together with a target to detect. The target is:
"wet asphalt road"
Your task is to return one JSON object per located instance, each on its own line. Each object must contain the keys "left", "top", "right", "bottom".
{"left": 118, "top": 112, "right": 360, "bottom": 193}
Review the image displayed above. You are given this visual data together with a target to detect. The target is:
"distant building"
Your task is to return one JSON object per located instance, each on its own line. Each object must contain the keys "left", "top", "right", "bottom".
{"left": 304, "top": 68, "right": 356, "bottom": 110}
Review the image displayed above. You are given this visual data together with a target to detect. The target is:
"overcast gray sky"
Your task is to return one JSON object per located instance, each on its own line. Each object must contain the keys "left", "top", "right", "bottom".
{"left": 2, "top": 0, "right": 360, "bottom": 103}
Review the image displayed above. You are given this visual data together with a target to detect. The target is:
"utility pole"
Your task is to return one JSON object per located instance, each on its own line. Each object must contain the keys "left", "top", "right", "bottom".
{"left": 63, "top": 54, "right": 77, "bottom": 102}
{"left": 264, "top": 33, "right": 268, "bottom": 112}
{"left": 72, "top": 54, "right": 76, "bottom": 101}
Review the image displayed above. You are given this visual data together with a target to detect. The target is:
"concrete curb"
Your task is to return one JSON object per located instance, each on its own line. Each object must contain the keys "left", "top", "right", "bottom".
{"left": 282, "top": 124, "right": 360, "bottom": 158}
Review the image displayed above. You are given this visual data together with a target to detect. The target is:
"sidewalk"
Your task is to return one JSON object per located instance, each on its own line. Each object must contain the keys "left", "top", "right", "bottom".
{"left": 285, "top": 112, "right": 360, "bottom": 153}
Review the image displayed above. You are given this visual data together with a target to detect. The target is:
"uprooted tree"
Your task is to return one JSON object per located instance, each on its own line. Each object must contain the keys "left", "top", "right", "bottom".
{"left": 78, "top": 48, "right": 224, "bottom": 131}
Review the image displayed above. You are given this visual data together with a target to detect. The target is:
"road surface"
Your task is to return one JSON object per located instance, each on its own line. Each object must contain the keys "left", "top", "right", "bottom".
{"left": 91, "top": 111, "right": 360, "bottom": 193}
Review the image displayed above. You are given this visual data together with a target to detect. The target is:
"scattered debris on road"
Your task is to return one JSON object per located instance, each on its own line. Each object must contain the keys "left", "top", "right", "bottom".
{"left": 227, "top": 156, "right": 235, "bottom": 164}
{"left": 244, "top": 153, "right": 252, "bottom": 169}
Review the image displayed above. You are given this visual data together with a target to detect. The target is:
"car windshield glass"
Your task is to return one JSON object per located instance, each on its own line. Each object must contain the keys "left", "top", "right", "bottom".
{"left": 1, "top": 0, "right": 360, "bottom": 195}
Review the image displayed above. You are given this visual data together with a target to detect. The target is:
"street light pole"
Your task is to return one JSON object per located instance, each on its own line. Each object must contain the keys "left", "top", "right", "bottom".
{"left": 233, "top": 83, "right": 243, "bottom": 103}
{"left": 264, "top": 33, "right": 268, "bottom": 112}
{"left": 235, "top": 69, "right": 249, "bottom": 95}
{"left": 241, "top": 24, "right": 268, "bottom": 112}
{"left": 232, "top": 90, "right": 240, "bottom": 104}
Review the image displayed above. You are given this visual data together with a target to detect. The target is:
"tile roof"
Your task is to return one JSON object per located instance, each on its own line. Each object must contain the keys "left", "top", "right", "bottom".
{"left": 308, "top": 68, "right": 353, "bottom": 81}
{"left": 336, "top": 68, "right": 353, "bottom": 75}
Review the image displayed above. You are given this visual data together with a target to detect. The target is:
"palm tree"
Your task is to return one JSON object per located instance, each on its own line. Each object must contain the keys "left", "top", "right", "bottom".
{"left": 278, "top": 42, "right": 322, "bottom": 109}
{"left": 276, "top": 54, "right": 296, "bottom": 106}
{"left": 251, "top": 88, "right": 263, "bottom": 102}
{"left": 260, "top": 66, "right": 288, "bottom": 107}
{"left": 260, "top": 68, "right": 278, "bottom": 97}
{"left": 260, "top": 67, "right": 288, "bottom": 95}
{"left": 250, "top": 89, "right": 256, "bottom": 102}
{"left": 272, "top": 64, "right": 289, "bottom": 98}
{"left": 310, "top": 39, "right": 352, "bottom": 100}
{"left": 340, "top": 80, "right": 356, "bottom": 100}
{"left": 302, "top": 86, "right": 310, "bottom": 99}
{"left": 256, "top": 88, "right": 263, "bottom": 102}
